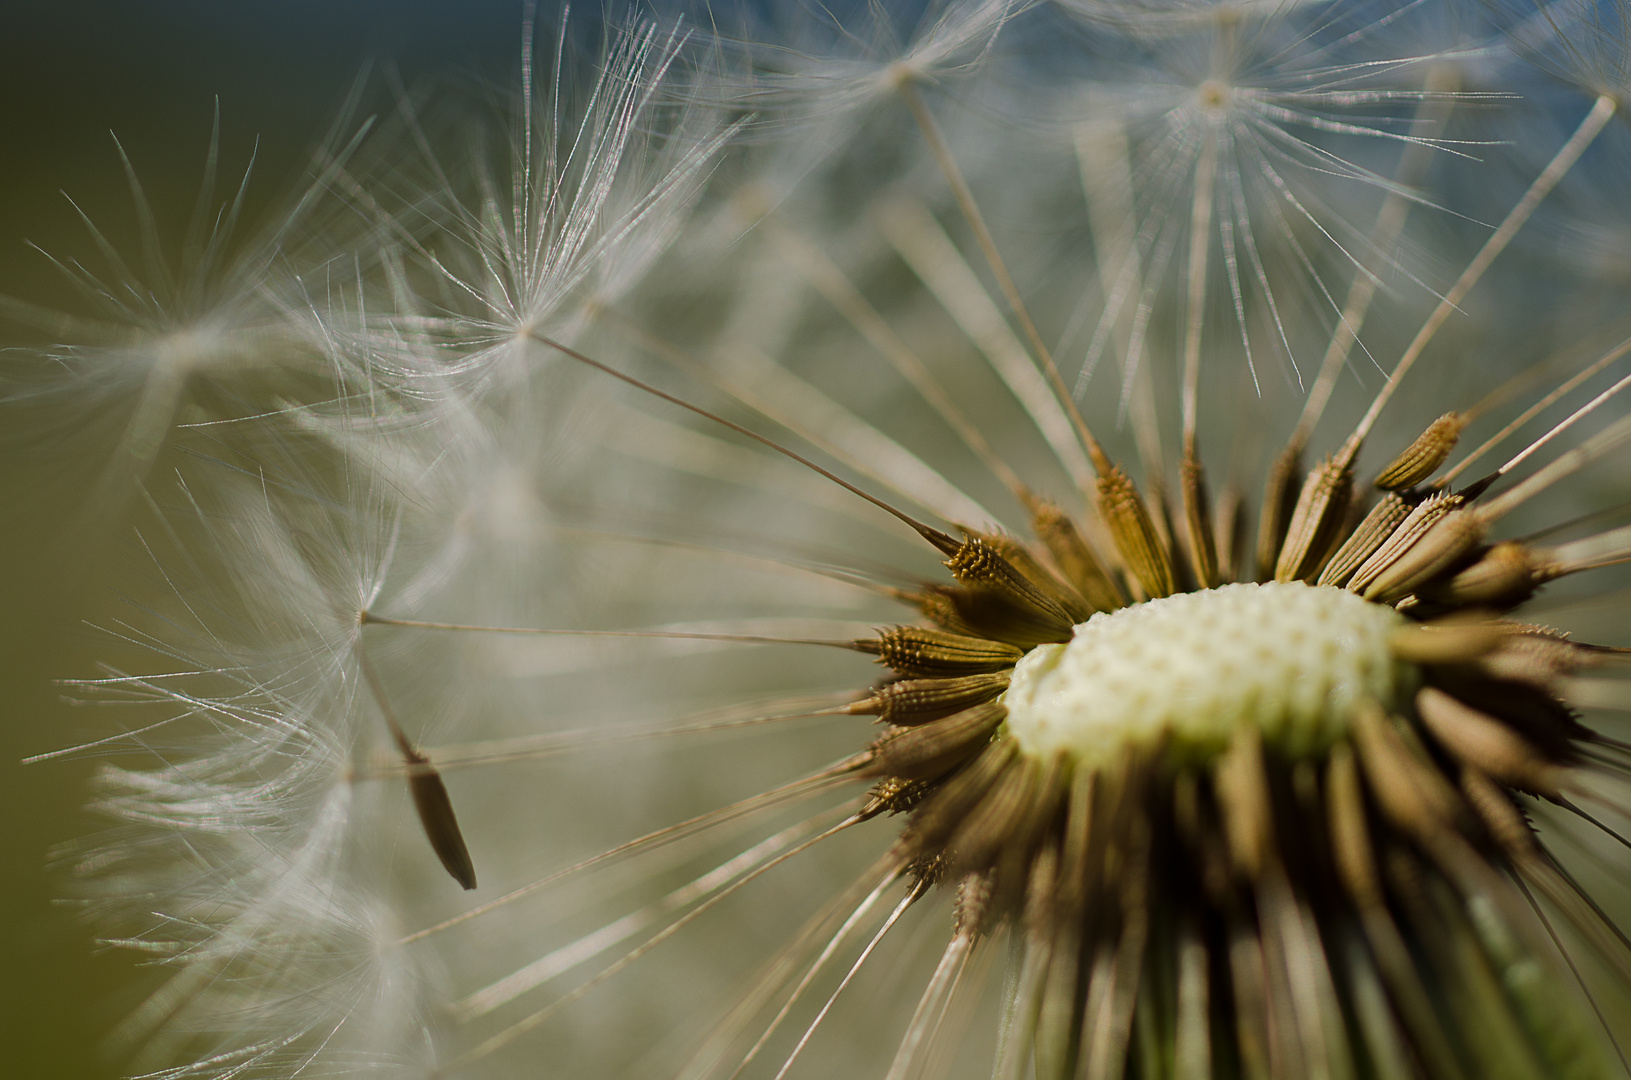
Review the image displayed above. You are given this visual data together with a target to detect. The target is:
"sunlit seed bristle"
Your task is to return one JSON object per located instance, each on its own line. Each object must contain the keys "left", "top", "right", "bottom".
{"left": 1024, "top": 494, "right": 1127, "bottom": 613}
{"left": 1376, "top": 412, "right": 1467, "bottom": 490}
{"left": 1319, "top": 493, "right": 1414, "bottom": 588}
{"left": 1417, "top": 540, "right": 1539, "bottom": 608}
{"left": 1256, "top": 447, "right": 1303, "bottom": 582}
{"left": 1097, "top": 465, "right": 1177, "bottom": 599}
{"left": 1361, "top": 508, "right": 1489, "bottom": 603}
{"left": 1274, "top": 457, "right": 1354, "bottom": 582}
{"left": 1181, "top": 451, "right": 1221, "bottom": 590}
{"left": 860, "top": 627, "right": 1024, "bottom": 676}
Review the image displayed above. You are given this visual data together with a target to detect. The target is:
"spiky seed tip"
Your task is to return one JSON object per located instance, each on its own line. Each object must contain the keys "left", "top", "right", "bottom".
{"left": 1375, "top": 412, "right": 1466, "bottom": 490}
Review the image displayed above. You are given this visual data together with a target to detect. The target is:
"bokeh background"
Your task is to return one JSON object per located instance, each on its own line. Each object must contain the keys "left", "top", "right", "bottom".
{"left": 0, "top": 4, "right": 527, "bottom": 1075}
{"left": 6, "top": 2, "right": 1630, "bottom": 1077}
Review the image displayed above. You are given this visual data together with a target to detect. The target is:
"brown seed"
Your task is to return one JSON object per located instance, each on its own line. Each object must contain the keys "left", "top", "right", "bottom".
{"left": 1414, "top": 686, "right": 1564, "bottom": 798}
{"left": 1360, "top": 507, "right": 1488, "bottom": 603}
{"left": 1214, "top": 726, "right": 1274, "bottom": 880}
{"left": 903, "top": 738, "right": 1020, "bottom": 850}
{"left": 861, "top": 775, "right": 937, "bottom": 819}
{"left": 1274, "top": 456, "right": 1354, "bottom": 582}
{"left": 859, "top": 626, "right": 1024, "bottom": 676}
{"left": 1476, "top": 630, "right": 1594, "bottom": 688}
{"left": 1326, "top": 745, "right": 1381, "bottom": 905}
{"left": 1374, "top": 412, "right": 1466, "bottom": 490}
{"left": 1182, "top": 450, "right": 1221, "bottom": 589}
{"left": 1024, "top": 494, "right": 1127, "bottom": 613}
{"left": 1387, "top": 620, "right": 1507, "bottom": 665}
{"left": 1098, "top": 465, "right": 1177, "bottom": 598}
{"left": 946, "top": 753, "right": 1045, "bottom": 875}
{"left": 1415, "top": 540, "right": 1537, "bottom": 607}
{"left": 1347, "top": 491, "right": 1462, "bottom": 595}
{"left": 943, "top": 534, "right": 1077, "bottom": 642}
{"left": 867, "top": 701, "right": 1008, "bottom": 779}
{"left": 404, "top": 751, "right": 478, "bottom": 891}
{"left": 1458, "top": 767, "right": 1538, "bottom": 858}
{"left": 845, "top": 672, "right": 1012, "bottom": 725}
{"left": 1318, "top": 492, "right": 1412, "bottom": 587}
{"left": 1255, "top": 447, "right": 1303, "bottom": 582}
{"left": 978, "top": 530, "right": 1095, "bottom": 623}
{"left": 1351, "top": 699, "right": 1461, "bottom": 841}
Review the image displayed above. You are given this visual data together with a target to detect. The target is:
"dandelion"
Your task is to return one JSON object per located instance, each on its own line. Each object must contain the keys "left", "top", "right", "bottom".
{"left": 25, "top": 1, "right": 1631, "bottom": 1078}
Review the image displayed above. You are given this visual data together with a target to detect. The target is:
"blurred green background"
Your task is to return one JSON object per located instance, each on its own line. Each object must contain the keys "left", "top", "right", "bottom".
{"left": 0, "top": 3, "right": 525, "bottom": 1076}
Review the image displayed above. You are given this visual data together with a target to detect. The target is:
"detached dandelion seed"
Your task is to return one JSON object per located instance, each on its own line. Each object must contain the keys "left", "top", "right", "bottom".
{"left": 20, "top": 2, "right": 1631, "bottom": 1078}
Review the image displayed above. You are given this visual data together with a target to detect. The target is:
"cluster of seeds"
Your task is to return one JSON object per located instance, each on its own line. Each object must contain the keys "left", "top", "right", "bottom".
{"left": 817, "top": 413, "right": 1624, "bottom": 1078}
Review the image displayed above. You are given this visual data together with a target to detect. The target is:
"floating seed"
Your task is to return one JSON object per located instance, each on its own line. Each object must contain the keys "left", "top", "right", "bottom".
{"left": 404, "top": 750, "right": 477, "bottom": 891}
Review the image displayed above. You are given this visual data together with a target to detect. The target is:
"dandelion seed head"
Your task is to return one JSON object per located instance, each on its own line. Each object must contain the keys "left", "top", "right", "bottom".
{"left": 23, "top": 1, "right": 1631, "bottom": 1077}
